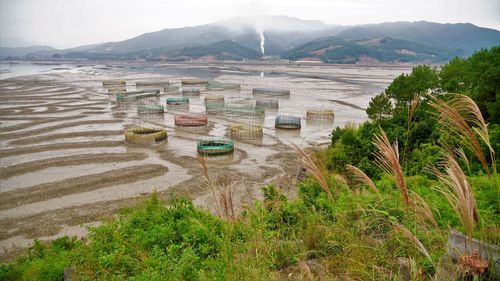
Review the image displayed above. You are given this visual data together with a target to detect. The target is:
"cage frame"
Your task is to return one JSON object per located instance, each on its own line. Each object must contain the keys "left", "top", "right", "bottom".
{"left": 164, "top": 85, "right": 181, "bottom": 94}
{"left": 252, "top": 88, "right": 290, "bottom": 96}
{"left": 167, "top": 103, "right": 190, "bottom": 112}
{"left": 181, "top": 79, "right": 208, "bottom": 86}
{"left": 103, "top": 80, "right": 126, "bottom": 89}
{"left": 206, "top": 81, "right": 241, "bottom": 91}
{"left": 256, "top": 98, "right": 279, "bottom": 109}
{"left": 137, "top": 104, "right": 165, "bottom": 115}
{"left": 197, "top": 137, "right": 234, "bottom": 156}
{"left": 107, "top": 87, "right": 127, "bottom": 94}
{"left": 205, "top": 101, "right": 226, "bottom": 114}
{"left": 182, "top": 88, "right": 201, "bottom": 96}
{"left": 306, "top": 108, "right": 335, "bottom": 120}
{"left": 116, "top": 89, "right": 160, "bottom": 101}
{"left": 223, "top": 104, "right": 265, "bottom": 118}
{"left": 124, "top": 126, "right": 168, "bottom": 145}
{"left": 135, "top": 81, "right": 171, "bottom": 87}
{"left": 166, "top": 97, "right": 190, "bottom": 105}
{"left": 174, "top": 113, "right": 209, "bottom": 127}
{"left": 229, "top": 123, "right": 263, "bottom": 140}
{"left": 204, "top": 95, "right": 225, "bottom": 103}
{"left": 275, "top": 115, "right": 301, "bottom": 129}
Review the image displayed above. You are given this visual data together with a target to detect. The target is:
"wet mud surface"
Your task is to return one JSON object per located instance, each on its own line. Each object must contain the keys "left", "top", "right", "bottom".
{"left": 0, "top": 61, "right": 410, "bottom": 260}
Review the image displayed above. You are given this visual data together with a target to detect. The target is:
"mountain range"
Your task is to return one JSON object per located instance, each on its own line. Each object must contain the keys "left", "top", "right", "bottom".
{"left": 1, "top": 16, "right": 499, "bottom": 63}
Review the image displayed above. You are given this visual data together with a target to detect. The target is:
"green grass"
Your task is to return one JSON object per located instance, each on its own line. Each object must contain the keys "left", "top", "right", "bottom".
{"left": 1, "top": 173, "right": 497, "bottom": 280}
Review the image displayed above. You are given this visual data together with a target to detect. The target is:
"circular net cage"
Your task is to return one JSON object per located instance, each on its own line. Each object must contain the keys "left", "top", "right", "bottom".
{"left": 216, "top": 104, "right": 265, "bottom": 124}
{"left": 229, "top": 123, "right": 263, "bottom": 140}
{"left": 103, "top": 80, "right": 126, "bottom": 89}
{"left": 197, "top": 137, "right": 234, "bottom": 156}
{"left": 182, "top": 88, "right": 201, "bottom": 96}
{"left": 204, "top": 95, "right": 225, "bottom": 103}
{"left": 116, "top": 89, "right": 160, "bottom": 102}
{"left": 167, "top": 103, "right": 189, "bottom": 112}
{"left": 306, "top": 108, "right": 334, "bottom": 120}
{"left": 166, "top": 97, "right": 190, "bottom": 112}
{"left": 135, "top": 81, "right": 170, "bottom": 88}
{"left": 252, "top": 88, "right": 290, "bottom": 97}
{"left": 181, "top": 79, "right": 208, "bottom": 86}
{"left": 256, "top": 98, "right": 279, "bottom": 110}
{"left": 206, "top": 81, "right": 241, "bottom": 91}
{"left": 124, "top": 126, "right": 168, "bottom": 145}
{"left": 164, "top": 85, "right": 181, "bottom": 94}
{"left": 224, "top": 105, "right": 265, "bottom": 118}
{"left": 107, "top": 87, "right": 127, "bottom": 94}
{"left": 166, "top": 97, "right": 190, "bottom": 105}
{"left": 174, "top": 113, "right": 208, "bottom": 127}
{"left": 275, "top": 115, "right": 301, "bottom": 129}
{"left": 205, "top": 101, "right": 226, "bottom": 114}
{"left": 306, "top": 118, "right": 334, "bottom": 129}
{"left": 137, "top": 104, "right": 164, "bottom": 115}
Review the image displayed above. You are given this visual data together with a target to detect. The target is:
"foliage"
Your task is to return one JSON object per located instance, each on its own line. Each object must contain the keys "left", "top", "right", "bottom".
{"left": 327, "top": 47, "right": 498, "bottom": 178}
{"left": 283, "top": 36, "right": 459, "bottom": 63}
{"left": 2, "top": 172, "right": 497, "bottom": 280}
{"left": 366, "top": 93, "right": 393, "bottom": 121}
{"left": 441, "top": 47, "right": 500, "bottom": 124}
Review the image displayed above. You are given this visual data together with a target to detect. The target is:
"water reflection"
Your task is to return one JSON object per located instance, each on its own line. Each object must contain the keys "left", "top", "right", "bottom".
{"left": 305, "top": 118, "right": 334, "bottom": 130}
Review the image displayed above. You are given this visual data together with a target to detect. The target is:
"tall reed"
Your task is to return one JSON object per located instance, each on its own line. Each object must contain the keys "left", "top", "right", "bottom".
{"left": 409, "top": 191, "right": 438, "bottom": 229}
{"left": 429, "top": 94, "right": 495, "bottom": 176}
{"left": 433, "top": 154, "right": 478, "bottom": 240}
{"left": 197, "top": 156, "right": 237, "bottom": 221}
{"left": 393, "top": 222, "right": 434, "bottom": 266}
{"left": 345, "top": 164, "right": 379, "bottom": 194}
{"left": 403, "top": 94, "right": 421, "bottom": 169}
{"left": 291, "top": 143, "right": 333, "bottom": 200}
{"left": 373, "top": 128, "right": 410, "bottom": 208}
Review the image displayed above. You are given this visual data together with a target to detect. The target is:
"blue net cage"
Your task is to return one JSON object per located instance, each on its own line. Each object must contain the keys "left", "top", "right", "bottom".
{"left": 275, "top": 115, "right": 301, "bottom": 129}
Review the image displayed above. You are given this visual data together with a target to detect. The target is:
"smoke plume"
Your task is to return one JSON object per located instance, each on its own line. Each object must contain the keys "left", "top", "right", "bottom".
{"left": 257, "top": 28, "right": 265, "bottom": 55}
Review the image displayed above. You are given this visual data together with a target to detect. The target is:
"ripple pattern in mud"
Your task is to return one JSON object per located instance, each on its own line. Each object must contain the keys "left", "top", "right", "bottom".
{"left": 0, "top": 76, "right": 198, "bottom": 260}
{"left": 0, "top": 64, "right": 408, "bottom": 260}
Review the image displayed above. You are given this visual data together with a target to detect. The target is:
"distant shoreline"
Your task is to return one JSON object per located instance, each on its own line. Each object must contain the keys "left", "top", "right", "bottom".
{"left": 0, "top": 59, "right": 420, "bottom": 68}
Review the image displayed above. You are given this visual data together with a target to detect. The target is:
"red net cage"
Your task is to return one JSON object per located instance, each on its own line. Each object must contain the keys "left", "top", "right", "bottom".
{"left": 174, "top": 113, "right": 209, "bottom": 126}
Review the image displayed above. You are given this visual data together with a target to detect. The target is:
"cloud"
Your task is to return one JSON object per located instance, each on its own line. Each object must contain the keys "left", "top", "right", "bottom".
{"left": 1, "top": 0, "right": 498, "bottom": 48}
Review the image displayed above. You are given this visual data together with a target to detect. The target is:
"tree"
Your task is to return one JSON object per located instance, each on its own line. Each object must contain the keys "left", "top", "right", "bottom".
{"left": 385, "top": 65, "right": 439, "bottom": 109}
{"left": 440, "top": 57, "right": 466, "bottom": 93}
{"left": 366, "top": 93, "right": 393, "bottom": 121}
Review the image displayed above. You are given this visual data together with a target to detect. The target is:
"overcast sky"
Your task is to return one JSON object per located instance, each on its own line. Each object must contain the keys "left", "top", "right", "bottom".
{"left": 1, "top": 0, "right": 499, "bottom": 48}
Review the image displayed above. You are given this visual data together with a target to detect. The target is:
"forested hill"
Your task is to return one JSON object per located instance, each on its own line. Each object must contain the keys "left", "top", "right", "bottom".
{"left": 4, "top": 17, "right": 499, "bottom": 63}
{"left": 336, "top": 21, "right": 500, "bottom": 56}
{"left": 282, "top": 36, "right": 459, "bottom": 63}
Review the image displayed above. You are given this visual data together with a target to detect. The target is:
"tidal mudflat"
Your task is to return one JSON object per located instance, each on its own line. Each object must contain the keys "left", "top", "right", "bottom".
{"left": 0, "top": 61, "right": 411, "bottom": 260}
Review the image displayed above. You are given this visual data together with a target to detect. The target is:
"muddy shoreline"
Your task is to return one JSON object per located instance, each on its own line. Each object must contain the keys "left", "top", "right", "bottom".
{"left": 0, "top": 63, "right": 410, "bottom": 261}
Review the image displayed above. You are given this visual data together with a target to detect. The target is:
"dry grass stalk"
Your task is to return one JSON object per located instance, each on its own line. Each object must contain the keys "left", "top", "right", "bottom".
{"left": 393, "top": 222, "right": 434, "bottom": 265}
{"left": 334, "top": 174, "right": 348, "bottom": 186}
{"left": 291, "top": 143, "right": 332, "bottom": 200}
{"left": 409, "top": 191, "right": 438, "bottom": 229}
{"left": 197, "top": 156, "right": 237, "bottom": 221}
{"left": 373, "top": 128, "right": 409, "bottom": 208}
{"left": 345, "top": 164, "right": 380, "bottom": 194}
{"left": 434, "top": 154, "right": 478, "bottom": 240}
{"left": 454, "top": 147, "right": 470, "bottom": 171}
{"left": 408, "top": 94, "right": 420, "bottom": 129}
{"left": 429, "top": 94, "right": 494, "bottom": 176}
